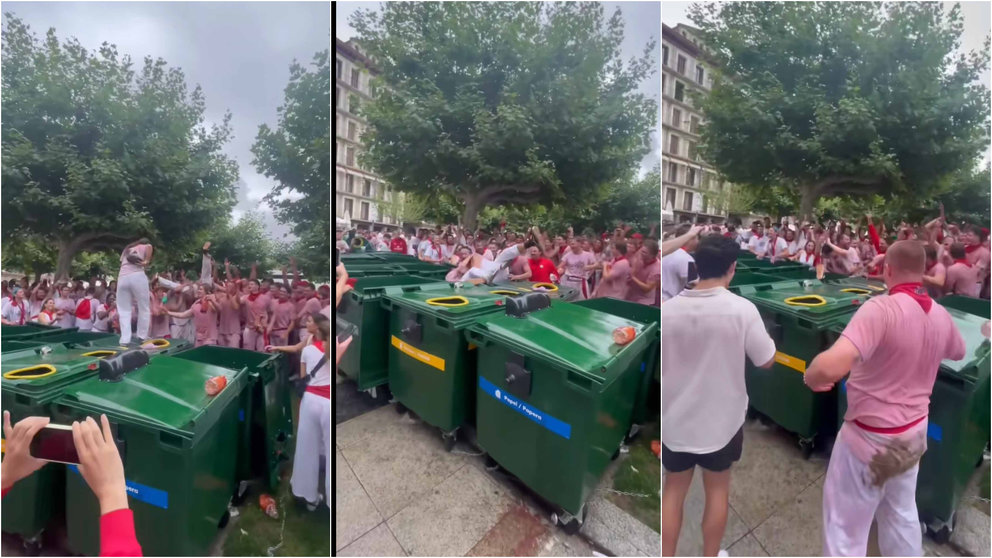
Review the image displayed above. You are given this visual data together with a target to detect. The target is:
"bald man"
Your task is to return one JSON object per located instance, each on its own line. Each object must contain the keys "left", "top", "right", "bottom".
{"left": 804, "top": 241, "right": 965, "bottom": 556}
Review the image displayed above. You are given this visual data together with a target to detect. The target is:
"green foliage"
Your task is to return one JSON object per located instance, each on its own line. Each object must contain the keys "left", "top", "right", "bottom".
{"left": 689, "top": 2, "right": 990, "bottom": 217}
{"left": 252, "top": 50, "right": 330, "bottom": 278}
{"left": 351, "top": 2, "right": 656, "bottom": 228}
{"left": 1, "top": 14, "right": 240, "bottom": 279}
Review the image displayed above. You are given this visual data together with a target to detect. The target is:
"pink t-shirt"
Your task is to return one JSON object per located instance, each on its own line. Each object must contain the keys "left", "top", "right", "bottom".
{"left": 945, "top": 262, "right": 981, "bottom": 297}
{"left": 840, "top": 293, "right": 965, "bottom": 462}
{"left": 55, "top": 297, "right": 76, "bottom": 328}
{"left": 269, "top": 300, "right": 296, "bottom": 331}
{"left": 191, "top": 300, "right": 219, "bottom": 342}
{"left": 594, "top": 258, "right": 632, "bottom": 299}
{"left": 297, "top": 297, "right": 322, "bottom": 324}
{"left": 627, "top": 258, "right": 661, "bottom": 306}
{"left": 118, "top": 244, "right": 151, "bottom": 278}
{"left": 243, "top": 293, "right": 272, "bottom": 330}
{"left": 560, "top": 251, "right": 596, "bottom": 281}
{"left": 218, "top": 297, "right": 242, "bottom": 335}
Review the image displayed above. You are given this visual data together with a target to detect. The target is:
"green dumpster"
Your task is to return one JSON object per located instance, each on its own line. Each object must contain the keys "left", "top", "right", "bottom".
{"left": 466, "top": 299, "right": 657, "bottom": 528}
{"left": 1, "top": 323, "right": 72, "bottom": 340}
{"left": 742, "top": 281, "right": 870, "bottom": 456}
{"left": 728, "top": 271, "right": 787, "bottom": 295}
{"left": 338, "top": 276, "right": 450, "bottom": 396}
{"left": 938, "top": 295, "right": 990, "bottom": 319}
{"left": 572, "top": 298, "right": 659, "bottom": 438}
{"left": 56, "top": 354, "right": 250, "bottom": 556}
{"left": 495, "top": 281, "right": 580, "bottom": 301}
{"left": 0, "top": 330, "right": 118, "bottom": 350}
{"left": 833, "top": 306, "right": 990, "bottom": 542}
{"left": 383, "top": 288, "right": 509, "bottom": 449}
{"left": 0, "top": 350, "right": 109, "bottom": 545}
{"left": 170, "top": 346, "right": 294, "bottom": 489}
{"left": 823, "top": 276, "right": 888, "bottom": 295}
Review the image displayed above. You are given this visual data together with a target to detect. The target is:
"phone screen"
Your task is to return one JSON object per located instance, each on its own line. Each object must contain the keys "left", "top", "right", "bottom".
{"left": 29, "top": 424, "right": 80, "bottom": 464}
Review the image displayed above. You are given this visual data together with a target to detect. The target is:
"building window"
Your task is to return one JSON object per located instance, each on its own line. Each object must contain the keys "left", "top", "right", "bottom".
{"left": 351, "top": 68, "right": 360, "bottom": 89}
{"left": 696, "top": 65, "right": 704, "bottom": 85}
{"left": 687, "top": 167, "right": 697, "bottom": 187}
{"left": 667, "top": 162, "right": 678, "bottom": 182}
{"left": 671, "top": 108, "right": 681, "bottom": 129}
{"left": 363, "top": 179, "right": 372, "bottom": 197}
{"left": 349, "top": 94, "right": 360, "bottom": 113}
{"left": 688, "top": 141, "right": 697, "bottom": 160}
{"left": 675, "top": 81, "right": 685, "bottom": 102}
{"left": 683, "top": 191, "right": 694, "bottom": 211}
{"left": 690, "top": 116, "right": 700, "bottom": 134}
{"left": 360, "top": 201, "right": 370, "bottom": 220}
{"left": 669, "top": 134, "right": 680, "bottom": 155}
{"left": 677, "top": 55, "right": 686, "bottom": 74}
{"left": 662, "top": 45, "right": 668, "bottom": 67}
{"left": 346, "top": 174, "right": 355, "bottom": 193}
{"left": 662, "top": 74, "right": 666, "bottom": 95}
{"left": 348, "top": 121, "right": 357, "bottom": 141}
{"left": 336, "top": 87, "right": 342, "bottom": 107}
{"left": 346, "top": 147, "right": 355, "bottom": 167}
{"left": 665, "top": 188, "right": 676, "bottom": 209}
{"left": 336, "top": 59, "right": 343, "bottom": 80}
{"left": 702, "top": 172, "right": 710, "bottom": 189}
{"left": 702, "top": 195, "right": 708, "bottom": 214}
{"left": 336, "top": 171, "right": 345, "bottom": 190}
{"left": 344, "top": 197, "right": 354, "bottom": 217}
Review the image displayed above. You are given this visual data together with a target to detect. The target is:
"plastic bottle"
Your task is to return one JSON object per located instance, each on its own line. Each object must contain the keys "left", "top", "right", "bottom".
{"left": 612, "top": 326, "right": 636, "bottom": 346}
{"left": 205, "top": 375, "right": 228, "bottom": 396}
{"left": 259, "top": 494, "right": 278, "bottom": 519}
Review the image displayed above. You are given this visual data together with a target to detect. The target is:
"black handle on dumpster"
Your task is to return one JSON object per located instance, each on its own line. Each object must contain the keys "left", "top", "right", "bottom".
{"left": 505, "top": 293, "right": 551, "bottom": 319}
{"left": 98, "top": 350, "right": 149, "bottom": 382}
{"left": 504, "top": 352, "right": 532, "bottom": 398}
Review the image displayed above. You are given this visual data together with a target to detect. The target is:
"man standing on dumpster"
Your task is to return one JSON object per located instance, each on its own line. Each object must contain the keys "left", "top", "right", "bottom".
{"left": 662, "top": 235, "right": 776, "bottom": 557}
{"left": 804, "top": 240, "right": 965, "bottom": 556}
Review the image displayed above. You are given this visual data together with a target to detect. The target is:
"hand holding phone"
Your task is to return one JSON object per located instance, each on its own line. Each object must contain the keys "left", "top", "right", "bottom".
{"left": 73, "top": 415, "right": 128, "bottom": 515}
{"left": 2, "top": 411, "right": 49, "bottom": 491}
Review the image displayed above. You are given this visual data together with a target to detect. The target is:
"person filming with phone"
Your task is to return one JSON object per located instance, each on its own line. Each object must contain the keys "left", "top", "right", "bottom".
{"left": 2, "top": 411, "right": 142, "bottom": 556}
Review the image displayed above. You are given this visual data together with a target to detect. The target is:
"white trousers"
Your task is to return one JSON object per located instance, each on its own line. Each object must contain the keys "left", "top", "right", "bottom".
{"left": 823, "top": 432, "right": 923, "bottom": 557}
{"left": 291, "top": 391, "right": 331, "bottom": 507}
{"left": 117, "top": 272, "right": 150, "bottom": 344}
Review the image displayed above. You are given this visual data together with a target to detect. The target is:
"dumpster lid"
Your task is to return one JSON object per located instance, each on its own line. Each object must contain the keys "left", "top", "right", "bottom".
{"left": 1, "top": 347, "right": 105, "bottom": 394}
{"left": 385, "top": 287, "right": 509, "bottom": 321}
{"left": 56, "top": 356, "right": 247, "bottom": 436}
{"left": 743, "top": 283, "right": 869, "bottom": 324}
{"left": 469, "top": 302, "right": 657, "bottom": 384}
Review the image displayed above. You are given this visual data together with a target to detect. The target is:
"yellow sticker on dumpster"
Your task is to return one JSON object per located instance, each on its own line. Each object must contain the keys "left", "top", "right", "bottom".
{"left": 775, "top": 351, "right": 806, "bottom": 373}
{"left": 392, "top": 336, "right": 445, "bottom": 372}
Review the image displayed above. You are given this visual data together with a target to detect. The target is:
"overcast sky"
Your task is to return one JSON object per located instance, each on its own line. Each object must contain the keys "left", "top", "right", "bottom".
{"left": 5, "top": 2, "right": 330, "bottom": 240}
{"left": 663, "top": 1, "right": 992, "bottom": 165}
{"left": 336, "top": 1, "right": 661, "bottom": 179}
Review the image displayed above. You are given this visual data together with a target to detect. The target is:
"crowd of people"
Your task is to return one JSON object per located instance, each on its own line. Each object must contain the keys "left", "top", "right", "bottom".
{"left": 661, "top": 208, "right": 991, "bottom": 302}
{"left": 335, "top": 222, "right": 661, "bottom": 306}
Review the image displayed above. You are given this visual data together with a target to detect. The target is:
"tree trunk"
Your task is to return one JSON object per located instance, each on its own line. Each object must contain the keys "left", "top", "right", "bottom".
{"left": 799, "top": 185, "right": 820, "bottom": 223}
{"left": 55, "top": 239, "right": 79, "bottom": 282}
{"left": 462, "top": 195, "right": 482, "bottom": 232}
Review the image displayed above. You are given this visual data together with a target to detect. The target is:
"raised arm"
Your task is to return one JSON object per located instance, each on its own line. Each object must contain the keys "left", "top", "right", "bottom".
{"left": 661, "top": 226, "right": 703, "bottom": 257}
{"left": 249, "top": 261, "right": 259, "bottom": 282}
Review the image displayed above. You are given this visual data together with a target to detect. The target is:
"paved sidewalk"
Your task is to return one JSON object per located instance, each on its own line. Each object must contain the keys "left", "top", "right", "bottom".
{"left": 666, "top": 418, "right": 990, "bottom": 557}
{"left": 335, "top": 401, "right": 659, "bottom": 556}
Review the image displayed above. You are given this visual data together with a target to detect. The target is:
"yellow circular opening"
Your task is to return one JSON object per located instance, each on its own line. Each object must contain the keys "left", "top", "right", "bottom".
{"left": 82, "top": 350, "right": 117, "bottom": 358}
{"left": 784, "top": 295, "right": 828, "bottom": 307}
{"left": 425, "top": 296, "right": 470, "bottom": 307}
{"left": 532, "top": 283, "right": 558, "bottom": 292}
{"left": 144, "top": 338, "right": 170, "bottom": 348}
{"left": 489, "top": 290, "right": 520, "bottom": 296}
{"left": 840, "top": 288, "right": 872, "bottom": 295}
{"left": 4, "top": 364, "right": 57, "bottom": 380}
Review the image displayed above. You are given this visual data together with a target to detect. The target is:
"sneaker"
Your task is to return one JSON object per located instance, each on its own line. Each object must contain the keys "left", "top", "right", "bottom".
{"left": 306, "top": 493, "right": 324, "bottom": 512}
{"left": 718, "top": 551, "right": 729, "bottom": 557}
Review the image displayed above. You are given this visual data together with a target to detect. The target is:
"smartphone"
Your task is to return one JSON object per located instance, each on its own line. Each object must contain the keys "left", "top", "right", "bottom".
{"left": 30, "top": 423, "right": 80, "bottom": 464}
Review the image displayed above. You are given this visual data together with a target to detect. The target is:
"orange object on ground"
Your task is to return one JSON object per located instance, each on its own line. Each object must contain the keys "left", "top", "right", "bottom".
{"left": 651, "top": 440, "right": 661, "bottom": 458}
{"left": 612, "top": 326, "right": 637, "bottom": 345}
{"left": 205, "top": 375, "right": 228, "bottom": 396}
{"left": 259, "top": 494, "right": 278, "bottom": 519}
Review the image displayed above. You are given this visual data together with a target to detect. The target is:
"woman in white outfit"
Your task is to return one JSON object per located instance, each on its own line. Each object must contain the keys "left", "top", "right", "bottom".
{"left": 116, "top": 238, "right": 154, "bottom": 345}
{"left": 266, "top": 312, "right": 330, "bottom": 510}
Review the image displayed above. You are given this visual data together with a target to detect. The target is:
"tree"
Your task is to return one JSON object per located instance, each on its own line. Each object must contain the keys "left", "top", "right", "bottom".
{"left": 351, "top": 2, "right": 656, "bottom": 230}
{"left": 251, "top": 50, "right": 330, "bottom": 279}
{"left": 1, "top": 15, "right": 240, "bottom": 280}
{"left": 690, "top": 2, "right": 990, "bottom": 219}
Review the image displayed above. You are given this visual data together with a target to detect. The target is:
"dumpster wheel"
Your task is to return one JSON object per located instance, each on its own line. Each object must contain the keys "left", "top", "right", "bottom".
{"left": 441, "top": 429, "right": 458, "bottom": 452}
{"left": 21, "top": 536, "right": 41, "bottom": 557}
{"left": 799, "top": 437, "right": 815, "bottom": 460}
{"left": 554, "top": 505, "right": 588, "bottom": 535}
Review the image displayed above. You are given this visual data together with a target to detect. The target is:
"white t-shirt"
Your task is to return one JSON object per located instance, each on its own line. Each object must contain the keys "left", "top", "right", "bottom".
{"left": 798, "top": 250, "right": 817, "bottom": 267}
{"left": 2, "top": 300, "right": 26, "bottom": 324}
{"left": 764, "top": 237, "right": 789, "bottom": 260}
{"left": 460, "top": 244, "right": 520, "bottom": 284}
{"left": 301, "top": 342, "right": 330, "bottom": 388}
{"left": 662, "top": 287, "right": 776, "bottom": 453}
{"left": 661, "top": 249, "right": 696, "bottom": 302}
{"left": 748, "top": 235, "right": 770, "bottom": 256}
{"left": 92, "top": 304, "right": 112, "bottom": 332}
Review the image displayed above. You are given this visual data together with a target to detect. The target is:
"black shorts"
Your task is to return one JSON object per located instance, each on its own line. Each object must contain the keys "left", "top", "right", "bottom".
{"left": 662, "top": 425, "right": 744, "bottom": 473}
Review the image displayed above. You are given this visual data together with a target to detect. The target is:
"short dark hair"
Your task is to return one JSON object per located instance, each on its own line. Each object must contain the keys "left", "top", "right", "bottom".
{"left": 614, "top": 241, "right": 628, "bottom": 256}
{"left": 694, "top": 236, "right": 739, "bottom": 280}
{"left": 950, "top": 242, "right": 966, "bottom": 260}
{"left": 965, "top": 224, "right": 988, "bottom": 242}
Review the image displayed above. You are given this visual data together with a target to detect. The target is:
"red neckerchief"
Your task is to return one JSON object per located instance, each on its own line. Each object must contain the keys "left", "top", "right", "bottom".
{"left": 247, "top": 292, "right": 262, "bottom": 302}
{"left": 803, "top": 249, "right": 815, "bottom": 259}
{"left": 643, "top": 257, "right": 658, "bottom": 267}
{"left": 199, "top": 298, "right": 209, "bottom": 313}
{"left": 753, "top": 231, "right": 763, "bottom": 238}
{"left": 889, "top": 282, "right": 932, "bottom": 313}
{"left": 965, "top": 244, "right": 982, "bottom": 255}
{"left": 312, "top": 339, "right": 325, "bottom": 353}
{"left": 42, "top": 310, "right": 55, "bottom": 322}
{"left": 614, "top": 255, "right": 627, "bottom": 264}
{"left": 925, "top": 260, "right": 937, "bottom": 272}
{"left": 769, "top": 238, "right": 778, "bottom": 256}
{"left": 953, "top": 258, "right": 972, "bottom": 268}
{"left": 13, "top": 299, "right": 24, "bottom": 325}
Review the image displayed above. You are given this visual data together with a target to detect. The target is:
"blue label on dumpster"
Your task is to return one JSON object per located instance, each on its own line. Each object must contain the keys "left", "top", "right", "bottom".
{"left": 928, "top": 423, "right": 942, "bottom": 442}
{"left": 841, "top": 380, "right": 846, "bottom": 392}
{"left": 640, "top": 362, "right": 646, "bottom": 373}
{"left": 239, "top": 408, "right": 245, "bottom": 422}
{"left": 69, "top": 465, "right": 169, "bottom": 509}
{"left": 479, "top": 376, "right": 572, "bottom": 439}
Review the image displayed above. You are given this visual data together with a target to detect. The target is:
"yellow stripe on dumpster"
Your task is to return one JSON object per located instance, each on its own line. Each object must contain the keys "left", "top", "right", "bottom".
{"left": 391, "top": 336, "right": 445, "bottom": 371}
{"left": 775, "top": 351, "right": 806, "bottom": 373}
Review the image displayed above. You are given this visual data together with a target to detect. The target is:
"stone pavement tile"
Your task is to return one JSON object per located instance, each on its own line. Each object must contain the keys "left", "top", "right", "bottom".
{"left": 751, "top": 475, "right": 824, "bottom": 557}
{"left": 336, "top": 450, "right": 385, "bottom": 552}
{"left": 388, "top": 464, "right": 515, "bottom": 556}
{"left": 339, "top": 407, "right": 471, "bottom": 518}
{"left": 538, "top": 533, "right": 597, "bottom": 557}
{"left": 949, "top": 500, "right": 991, "bottom": 556}
{"left": 729, "top": 420, "right": 827, "bottom": 528}
{"left": 337, "top": 523, "right": 406, "bottom": 557}
{"left": 584, "top": 496, "right": 659, "bottom": 557}
{"left": 726, "top": 533, "right": 770, "bottom": 557}
{"left": 466, "top": 503, "right": 552, "bottom": 556}
{"left": 665, "top": 469, "right": 749, "bottom": 557}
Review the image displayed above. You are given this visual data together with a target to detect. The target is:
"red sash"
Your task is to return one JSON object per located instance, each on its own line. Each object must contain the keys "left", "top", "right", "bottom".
{"left": 75, "top": 298, "right": 94, "bottom": 320}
